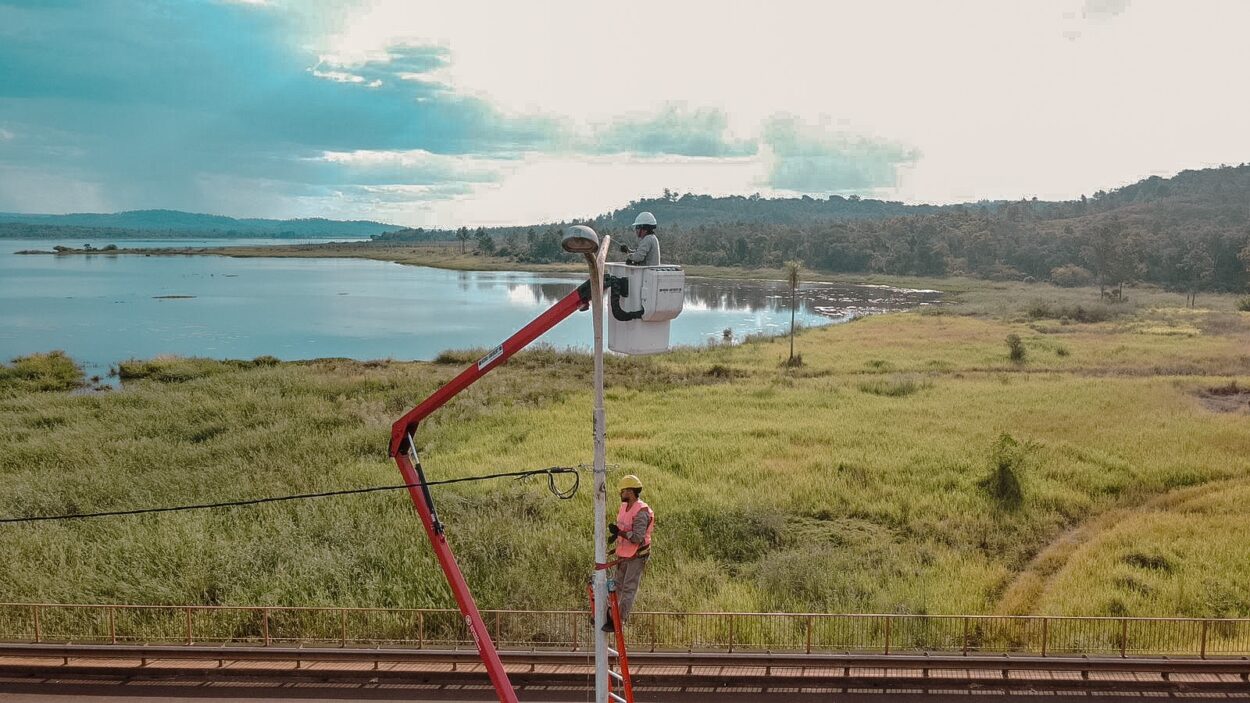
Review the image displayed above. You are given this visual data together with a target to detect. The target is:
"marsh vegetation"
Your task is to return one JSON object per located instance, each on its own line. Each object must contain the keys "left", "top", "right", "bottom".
{"left": 1, "top": 281, "right": 1248, "bottom": 621}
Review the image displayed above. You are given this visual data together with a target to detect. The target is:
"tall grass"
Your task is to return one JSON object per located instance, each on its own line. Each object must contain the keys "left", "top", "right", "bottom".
{"left": 1, "top": 292, "right": 1248, "bottom": 619}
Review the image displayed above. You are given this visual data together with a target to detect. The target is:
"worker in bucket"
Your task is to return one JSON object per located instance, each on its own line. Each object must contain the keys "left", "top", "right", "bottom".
{"left": 620, "top": 212, "right": 661, "bottom": 266}
{"left": 604, "top": 474, "right": 654, "bottom": 631}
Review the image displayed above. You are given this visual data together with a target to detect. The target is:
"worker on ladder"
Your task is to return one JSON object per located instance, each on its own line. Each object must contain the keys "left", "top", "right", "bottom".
{"left": 619, "top": 212, "right": 661, "bottom": 266}
{"left": 604, "top": 474, "right": 654, "bottom": 632}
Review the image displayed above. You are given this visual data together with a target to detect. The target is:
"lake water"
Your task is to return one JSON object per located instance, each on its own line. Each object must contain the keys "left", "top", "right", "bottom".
{"left": 0, "top": 239, "right": 940, "bottom": 380}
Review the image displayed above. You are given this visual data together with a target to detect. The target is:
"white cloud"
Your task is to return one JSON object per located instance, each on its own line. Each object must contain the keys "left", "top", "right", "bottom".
{"left": 417, "top": 152, "right": 770, "bottom": 228}
{"left": 8, "top": 0, "right": 1250, "bottom": 223}
{"left": 318, "top": 148, "right": 511, "bottom": 186}
{"left": 318, "top": 0, "right": 1250, "bottom": 209}
{"left": 309, "top": 68, "right": 367, "bottom": 84}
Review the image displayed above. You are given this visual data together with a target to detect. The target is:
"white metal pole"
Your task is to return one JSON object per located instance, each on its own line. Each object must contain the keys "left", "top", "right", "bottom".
{"left": 586, "top": 234, "right": 611, "bottom": 703}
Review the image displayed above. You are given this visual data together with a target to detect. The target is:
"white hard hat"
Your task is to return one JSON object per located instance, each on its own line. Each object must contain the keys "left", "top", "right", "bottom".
{"left": 632, "top": 212, "right": 657, "bottom": 228}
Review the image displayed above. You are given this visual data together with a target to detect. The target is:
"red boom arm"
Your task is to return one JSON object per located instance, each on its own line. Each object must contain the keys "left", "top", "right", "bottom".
{"left": 388, "top": 278, "right": 595, "bottom": 703}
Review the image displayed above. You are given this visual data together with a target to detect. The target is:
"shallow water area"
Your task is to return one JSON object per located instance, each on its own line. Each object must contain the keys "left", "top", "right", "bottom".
{"left": 1, "top": 239, "right": 940, "bottom": 381}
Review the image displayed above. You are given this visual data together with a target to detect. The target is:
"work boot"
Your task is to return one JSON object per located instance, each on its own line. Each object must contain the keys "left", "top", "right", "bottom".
{"left": 601, "top": 613, "right": 615, "bottom": 632}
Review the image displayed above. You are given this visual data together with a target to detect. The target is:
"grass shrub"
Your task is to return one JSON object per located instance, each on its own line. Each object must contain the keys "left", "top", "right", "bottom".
{"left": 857, "top": 376, "right": 931, "bottom": 397}
{"left": 1006, "top": 334, "right": 1027, "bottom": 363}
{"left": 978, "top": 433, "right": 1026, "bottom": 510}
{"left": 0, "top": 351, "right": 84, "bottom": 395}
{"left": 1027, "top": 301, "right": 1126, "bottom": 323}
{"left": 1238, "top": 297, "right": 1250, "bottom": 312}
{"left": 115, "top": 356, "right": 273, "bottom": 382}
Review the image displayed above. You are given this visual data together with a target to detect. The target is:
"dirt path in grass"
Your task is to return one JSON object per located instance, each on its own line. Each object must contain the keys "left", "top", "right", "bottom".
{"left": 993, "top": 477, "right": 1250, "bottom": 615}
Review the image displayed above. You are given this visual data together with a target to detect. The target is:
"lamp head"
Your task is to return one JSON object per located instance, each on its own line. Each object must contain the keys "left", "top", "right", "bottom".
{"left": 561, "top": 225, "right": 600, "bottom": 254}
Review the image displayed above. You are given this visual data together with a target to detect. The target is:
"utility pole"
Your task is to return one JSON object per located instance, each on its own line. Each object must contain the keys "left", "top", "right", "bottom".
{"left": 588, "top": 234, "right": 611, "bottom": 703}
{"left": 559, "top": 225, "right": 612, "bottom": 703}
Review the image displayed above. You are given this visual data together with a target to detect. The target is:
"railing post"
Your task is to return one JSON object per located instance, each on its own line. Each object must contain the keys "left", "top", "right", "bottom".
{"left": 805, "top": 615, "right": 814, "bottom": 655}
{"left": 571, "top": 612, "right": 578, "bottom": 652}
{"left": 1041, "top": 617, "right": 1049, "bottom": 657}
{"left": 962, "top": 617, "right": 969, "bottom": 654}
{"left": 494, "top": 611, "right": 501, "bottom": 646}
{"left": 186, "top": 607, "right": 193, "bottom": 645}
{"left": 109, "top": 607, "right": 117, "bottom": 645}
{"left": 417, "top": 610, "right": 424, "bottom": 649}
{"left": 340, "top": 608, "right": 347, "bottom": 647}
{"left": 727, "top": 615, "right": 735, "bottom": 653}
{"left": 1119, "top": 618, "right": 1128, "bottom": 658}
{"left": 32, "top": 605, "right": 41, "bottom": 643}
{"left": 884, "top": 616, "right": 892, "bottom": 655}
{"left": 261, "top": 608, "right": 270, "bottom": 646}
{"left": 1200, "top": 620, "right": 1209, "bottom": 659}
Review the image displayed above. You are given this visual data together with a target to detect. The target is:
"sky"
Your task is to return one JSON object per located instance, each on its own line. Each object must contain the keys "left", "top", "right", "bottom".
{"left": 1, "top": 0, "right": 1248, "bottom": 227}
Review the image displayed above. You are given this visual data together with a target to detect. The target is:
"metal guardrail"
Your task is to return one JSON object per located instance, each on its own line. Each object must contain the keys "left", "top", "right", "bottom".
{"left": 2, "top": 643, "right": 1248, "bottom": 695}
{"left": 1, "top": 603, "right": 1247, "bottom": 658}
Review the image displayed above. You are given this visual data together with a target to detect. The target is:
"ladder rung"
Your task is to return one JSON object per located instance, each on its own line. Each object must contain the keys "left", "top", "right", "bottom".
{"left": 609, "top": 694, "right": 628, "bottom": 703}
{"left": 607, "top": 646, "right": 619, "bottom": 656}
{"left": 608, "top": 669, "right": 623, "bottom": 681}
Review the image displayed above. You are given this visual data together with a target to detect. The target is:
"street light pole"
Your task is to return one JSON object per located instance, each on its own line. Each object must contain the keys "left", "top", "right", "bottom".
{"left": 560, "top": 225, "right": 613, "bottom": 703}
{"left": 585, "top": 233, "right": 611, "bottom": 703}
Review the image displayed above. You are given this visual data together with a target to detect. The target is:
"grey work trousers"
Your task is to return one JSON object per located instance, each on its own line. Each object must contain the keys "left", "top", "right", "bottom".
{"left": 613, "top": 556, "right": 649, "bottom": 622}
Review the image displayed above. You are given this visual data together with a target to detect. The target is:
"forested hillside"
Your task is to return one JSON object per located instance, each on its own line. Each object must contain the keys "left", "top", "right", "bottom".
{"left": 381, "top": 165, "right": 1250, "bottom": 293}
{"left": 654, "top": 165, "right": 1250, "bottom": 293}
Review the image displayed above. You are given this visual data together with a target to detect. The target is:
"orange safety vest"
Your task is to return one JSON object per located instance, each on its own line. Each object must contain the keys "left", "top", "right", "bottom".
{"left": 615, "top": 499, "right": 654, "bottom": 559}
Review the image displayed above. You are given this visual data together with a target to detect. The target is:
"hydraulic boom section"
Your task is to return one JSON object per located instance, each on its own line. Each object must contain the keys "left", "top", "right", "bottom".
{"left": 388, "top": 278, "right": 595, "bottom": 703}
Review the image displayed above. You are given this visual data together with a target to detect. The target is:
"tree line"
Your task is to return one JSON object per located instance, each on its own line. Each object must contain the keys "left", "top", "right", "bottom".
{"left": 423, "top": 165, "right": 1247, "bottom": 294}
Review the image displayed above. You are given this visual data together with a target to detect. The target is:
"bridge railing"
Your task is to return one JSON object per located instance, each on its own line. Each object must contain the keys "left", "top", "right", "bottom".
{"left": 0, "top": 603, "right": 1245, "bottom": 657}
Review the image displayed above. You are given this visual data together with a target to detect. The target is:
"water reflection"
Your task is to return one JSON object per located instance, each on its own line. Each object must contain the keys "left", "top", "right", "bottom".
{"left": 481, "top": 275, "right": 941, "bottom": 319}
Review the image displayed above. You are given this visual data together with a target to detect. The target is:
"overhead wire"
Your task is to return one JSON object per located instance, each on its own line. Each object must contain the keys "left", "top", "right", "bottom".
{"left": 0, "top": 466, "right": 580, "bottom": 525}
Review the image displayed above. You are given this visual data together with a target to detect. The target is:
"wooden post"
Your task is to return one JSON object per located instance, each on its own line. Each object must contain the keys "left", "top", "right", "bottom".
{"left": 1041, "top": 618, "right": 1049, "bottom": 657}
{"left": 1119, "top": 619, "right": 1128, "bottom": 658}
{"left": 884, "top": 617, "right": 892, "bottom": 655}
{"left": 805, "top": 616, "right": 814, "bottom": 655}
{"left": 108, "top": 607, "right": 117, "bottom": 645}
{"left": 32, "top": 605, "right": 41, "bottom": 644}
{"left": 1200, "top": 620, "right": 1208, "bottom": 660}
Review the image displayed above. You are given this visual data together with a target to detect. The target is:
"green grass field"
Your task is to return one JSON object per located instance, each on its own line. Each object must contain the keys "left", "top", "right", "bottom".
{"left": 2, "top": 280, "right": 1248, "bottom": 619}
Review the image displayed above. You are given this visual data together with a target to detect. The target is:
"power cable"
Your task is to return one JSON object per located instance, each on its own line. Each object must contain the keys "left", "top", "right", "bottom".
{"left": 0, "top": 466, "right": 579, "bottom": 525}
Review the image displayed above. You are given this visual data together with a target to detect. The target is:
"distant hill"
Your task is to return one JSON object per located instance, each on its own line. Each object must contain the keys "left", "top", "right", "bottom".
{"left": 380, "top": 165, "right": 1250, "bottom": 245}
{"left": 0, "top": 209, "right": 403, "bottom": 238}
{"left": 597, "top": 191, "right": 951, "bottom": 229}
{"left": 375, "top": 193, "right": 963, "bottom": 243}
{"left": 379, "top": 164, "right": 1250, "bottom": 293}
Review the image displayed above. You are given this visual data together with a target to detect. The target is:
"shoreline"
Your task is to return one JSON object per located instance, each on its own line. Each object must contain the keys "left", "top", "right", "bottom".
{"left": 16, "top": 241, "right": 1244, "bottom": 314}
{"left": 21, "top": 240, "right": 968, "bottom": 291}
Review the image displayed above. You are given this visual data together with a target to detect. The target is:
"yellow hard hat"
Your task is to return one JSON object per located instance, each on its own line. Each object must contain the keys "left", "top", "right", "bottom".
{"left": 617, "top": 474, "right": 643, "bottom": 491}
